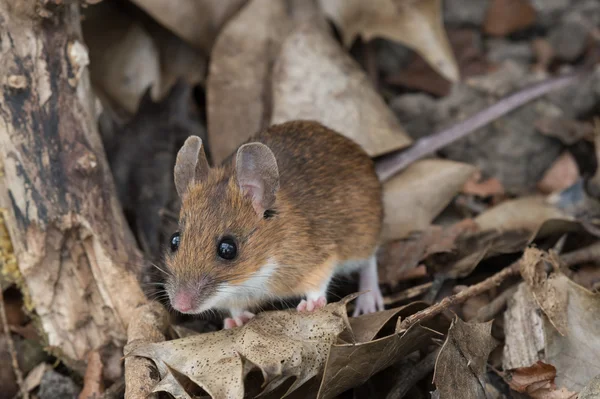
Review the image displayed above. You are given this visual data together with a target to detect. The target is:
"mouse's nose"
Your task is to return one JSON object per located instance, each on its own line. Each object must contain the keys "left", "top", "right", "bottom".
{"left": 172, "top": 291, "right": 194, "bottom": 312}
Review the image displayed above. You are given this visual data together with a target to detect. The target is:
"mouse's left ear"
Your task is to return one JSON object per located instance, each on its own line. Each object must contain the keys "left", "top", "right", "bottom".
{"left": 235, "top": 143, "right": 280, "bottom": 215}
{"left": 174, "top": 136, "right": 210, "bottom": 198}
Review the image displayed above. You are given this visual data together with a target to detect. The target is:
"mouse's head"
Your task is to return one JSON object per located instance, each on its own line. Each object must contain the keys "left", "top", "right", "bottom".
{"left": 164, "top": 136, "right": 281, "bottom": 314}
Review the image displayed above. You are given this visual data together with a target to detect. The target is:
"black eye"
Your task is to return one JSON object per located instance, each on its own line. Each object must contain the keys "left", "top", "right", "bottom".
{"left": 217, "top": 236, "right": 237, "bottom": 260}
{"left": 170, "top": 232, "right": 180, "bottom": 252}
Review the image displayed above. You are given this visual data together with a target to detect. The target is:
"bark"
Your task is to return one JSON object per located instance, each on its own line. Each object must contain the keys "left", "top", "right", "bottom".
{"left": 0, "top": 0, "right": 147, "bottom": 369}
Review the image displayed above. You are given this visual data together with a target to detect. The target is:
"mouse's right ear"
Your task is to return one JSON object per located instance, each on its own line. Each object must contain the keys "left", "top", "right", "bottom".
{"left": 174, "top": 136, "right": 209, "bottom": 198}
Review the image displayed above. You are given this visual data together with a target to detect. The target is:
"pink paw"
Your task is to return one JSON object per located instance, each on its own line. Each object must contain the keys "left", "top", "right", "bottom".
{"left": 297, "top": 296, "right": 327, "bottom": 312}
{"left": 223, "top": 311, "right": 255, "bottom": 329}
{"left": 352, "top": 289, "right": 384, "bottom": 317}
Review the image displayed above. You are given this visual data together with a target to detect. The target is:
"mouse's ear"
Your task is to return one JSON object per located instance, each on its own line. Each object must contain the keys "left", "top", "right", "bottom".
{"left": 174, "top": 136, "right": 209, "bottom": 198}
{"left": 235, "top": 143, "right": 280, "bottom": 215}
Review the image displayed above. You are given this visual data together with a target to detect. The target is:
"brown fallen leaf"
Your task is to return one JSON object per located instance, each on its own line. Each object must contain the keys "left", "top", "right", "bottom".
{"left": 483, "top": 0, "right": 537, "bottom": 36}
{"left": 462, "top": 171, "right": 505, "bottom": 198}
{"left": 548, "top": 179, "right": 600, "bottom": 236}
{"left": 22, "top": 363, "right": 51, "bottom": 393}
{"left": 381, "top": 159, "right": 477, "bottom": 241}
{"left": 84, "top": 5, "right": 161, "bottom": 114}
{"left": 519, "top": 248, "right": 568, "bottom": 335}
{"left": 580, "top": 374, "right": 600, "bottom": 399}
{"left": 318, "top": 0, "right": 459, "bottom": 82}
{"left": 378, "top": 219, "right": 479, "bottom": 284}
{"left": 531, "top": 38, "right": 555, "bottom": 73}
{"left": 206, "top": 0, "right": 295, "bottom": 165}
{"left": 79, "top": 350, "right": 104, "bottom": 399}
{"left": 317, "top": 323, "right": 439, "bottom": 399}
{"left": 474, "top": 196, "right": 567, "bottom": 233}
{"left": 514, "top": 248, "right": 600, "bottom": 392}
{"left": 128, "top": 0, "right": 247, "bottom": 54}
{"left": 271, "top": 22, "right": 412, "bottom": 158}
{"left": 537, "top": 152, "right": 580, "bottom": 194}
{"left": 386, "top": 29, "right": 492, "bottom": 97}
{"left": 502, "top": 361, "right": 577, "bottom": 399}
{"left": 432, "top": 317, "right": 497, "bottom": 398}
{"left": 535, "top": 117, "right": 595, "bottom": 145}
{"left": 126, "top": 295, "right": 356, "bottom": 398}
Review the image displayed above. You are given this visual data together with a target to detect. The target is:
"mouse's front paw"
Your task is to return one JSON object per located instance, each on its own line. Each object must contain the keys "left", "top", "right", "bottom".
{"left": 297, "top": 296, "right": 327, "bottom": 312}
{"left": 352, "top": 289, "right": 384, "bottom": 317}
{"left": 223, "top": 310, "right": 255, "bottom": 329}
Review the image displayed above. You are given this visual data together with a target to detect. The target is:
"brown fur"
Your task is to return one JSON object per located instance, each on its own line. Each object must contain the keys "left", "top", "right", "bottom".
{"left": 165, "top": 120, "right": 383, "bottom": 310}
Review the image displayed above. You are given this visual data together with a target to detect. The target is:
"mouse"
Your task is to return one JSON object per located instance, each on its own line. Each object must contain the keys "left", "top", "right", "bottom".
{"left": 165, "top": 120, "right": 384, "bottom": 328}
{"left": 163, "top": 68, "right": 586, "bottom": 328}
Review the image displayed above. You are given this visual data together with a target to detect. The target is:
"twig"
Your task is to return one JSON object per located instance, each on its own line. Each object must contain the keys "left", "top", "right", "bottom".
{"left": 375, "top": 69, "right": 586, "bottom": 182}
{"left": 560, "top": 241, "right": 600, "bottom": 268}
{"left": 0, "top": 282, "right": 28, "bottom": 399}
{"left": 384, "top": 282, "right": 433, "bottom": 306}
{"left": 471, "top": 284, "right": 519, "bottom": 323}
{"left": 386, "top": 347, "right": 440, "bottom": 399}
{"left": 398, "top": 261, "right": 521, "bottom": 331}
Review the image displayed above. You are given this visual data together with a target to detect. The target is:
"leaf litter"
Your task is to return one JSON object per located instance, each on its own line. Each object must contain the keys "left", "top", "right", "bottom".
{"left": 20, "top": 0, "right": 600, "bottom": 398}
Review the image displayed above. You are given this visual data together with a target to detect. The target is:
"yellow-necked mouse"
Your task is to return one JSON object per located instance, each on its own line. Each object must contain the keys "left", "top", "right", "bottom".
{"left": 163, "top": 70, "right": 584, "bottom": 328}
{"left": 166, "top": 121, "right": 383, "bottom": 328}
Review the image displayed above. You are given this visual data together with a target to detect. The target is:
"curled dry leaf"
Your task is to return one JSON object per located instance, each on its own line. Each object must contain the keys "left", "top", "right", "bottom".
{"left": 432, "top": 317, "right": 497, "bottom": 399}
{"left": 207, "top": 0, "right": 295, "bottom": 164}
{"left": 271, "top": 22, "right": 412, "bottom": 158}
{"left": 126, "top": 295, "right": 355, "bottom": 399}
{"left": 381, "top": 159, "right": 477, "bottom": 242}
{"left": 318, "top": 0, "right": 459, "bottom": 82}
{"left": 128, "top": 0, "right": 247, "bottom": 54}
{"left": 519, "top": 248, "right": 568, "bottom": 335}
{"left": 502, "top": 361, "right": 577, "bottom": 399}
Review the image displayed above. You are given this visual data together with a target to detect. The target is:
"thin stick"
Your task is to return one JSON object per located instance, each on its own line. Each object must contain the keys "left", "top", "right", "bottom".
{"left": 384, "top": 282, "right": 433, "bottom": 306}
{"left": 0, "top": 284, "right": 28, "bottom": 399}
{"left": 560, "top": 241, "right": 600, "bottom": 268}
{"left": 398, "top": 261, "right": 521, "bottom": 331}
{"left": 375, "top": 70, "right": 586, "bottom": 182}
{"left": 471, "top": 283, "right": 519, "bottom": 323}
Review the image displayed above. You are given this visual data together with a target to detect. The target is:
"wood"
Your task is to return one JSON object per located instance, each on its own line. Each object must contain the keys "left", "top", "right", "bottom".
{"left": 0, "top": 0, "right": 146, "bottom": 369}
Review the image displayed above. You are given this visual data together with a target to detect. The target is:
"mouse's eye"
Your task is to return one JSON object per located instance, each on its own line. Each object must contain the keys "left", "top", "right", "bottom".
{"left": 217, "top": 236, "right": 237, "bottom": 260}
{"left": 170, "top": 232, "right": 181, "bottom": 252}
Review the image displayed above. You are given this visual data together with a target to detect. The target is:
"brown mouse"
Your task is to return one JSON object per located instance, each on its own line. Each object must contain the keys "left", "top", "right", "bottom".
{"left": 165, "top": 120, "right": 384, "bottom": 328}
{"left": 164, "top": 69, "right": 584, "bottom": 328}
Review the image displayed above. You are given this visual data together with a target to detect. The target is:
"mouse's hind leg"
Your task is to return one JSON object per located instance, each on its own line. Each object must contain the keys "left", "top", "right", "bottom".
{"left": 352, "top": 254, "right": 384, "bottom": 316}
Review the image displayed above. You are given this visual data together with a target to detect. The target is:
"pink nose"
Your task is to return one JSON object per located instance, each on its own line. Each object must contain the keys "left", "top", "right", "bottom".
{"left": 172, "top": 291, "right": 194, "bottom": 312}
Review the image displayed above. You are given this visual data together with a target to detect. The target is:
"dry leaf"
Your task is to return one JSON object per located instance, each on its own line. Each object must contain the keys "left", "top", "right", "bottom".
{"left": 483, "top": 0, "right": 537, "bottom": 36}
{"left": 580, "top": 374, "right": 600, "bottom": 399}
{"left": 128, "top": 0, "right": 247, "bottom": 54}
{"left": 317, "top": 323, "right": 439, "bottom": 399}
{"left": 84, "top": 7, "right": 161, "bottom": 114}
{"left": 378, "top": 219, "right": 479, "bottom": 284}
{"left": 206, "top": 0, "right": 295, "bottom": 164}
{"left": 537, "top": 152, "right": 580, "bottom": 194}
{"left": 544, "top": 275, "right": 600, "bottom": 391}
{"left": 502, "top": 361, "right": 577, "bottom": 399}
{"left": 548, "top": 179, "right": 600, "bottom": 233}
{"left": 519, "top": 248, "right": 568, "bottom": 335}
{"left": 126, "top": 295, "right": 356, "bottom": 399}
{"left": 535, "top": 117, "right": 595, "bottom": 145}
{"left": 271, "top": 22, "right": 412, "bottom": 157}
{"left": 79, "top": 351, "right": 104, "bottom": 399}
{"left": 319, "top": 0, "right": 459, "bottom": 82}
{"left": 22, "top": 363, "right": 52, "bottom": 393}
{"left": 462, "top": 171, "right": 505, "bottom": 198}
{"left": 474, "top": 196, "right": 567, "bottom": 233}
{"left": 425, "top": 228, "right": 531, "bottom": 278}
{"left": 432, "top": 317, "right": 497, "bottom": 398}
{"left": 381, "top": 159, "right": 477, "bottom": 241}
